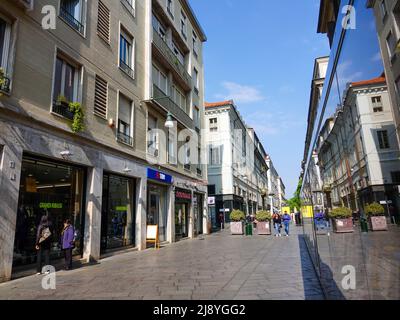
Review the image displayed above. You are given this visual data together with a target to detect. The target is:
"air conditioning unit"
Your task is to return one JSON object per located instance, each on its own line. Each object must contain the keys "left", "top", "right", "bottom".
{"left": 14, "top": 0, "right": 34, "bottom": 10}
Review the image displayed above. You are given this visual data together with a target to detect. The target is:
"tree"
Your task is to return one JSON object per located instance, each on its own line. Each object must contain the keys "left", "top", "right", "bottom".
{"left": 287, "top": 179, "right": 302, "bottom": 211}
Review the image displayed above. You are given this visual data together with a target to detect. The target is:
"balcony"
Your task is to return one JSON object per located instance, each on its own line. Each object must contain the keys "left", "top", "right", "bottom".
{"left": 152, "top": 28, "right": 191, "bottom": 89}
{"left": 52, "top": 101, "right": 74, "bottom": 120}
{"left": 60, "top": 6, "right": 84, "bottom": 34}
{"left": 117, "top": 131, "right": 133, "bottom": 146}
{"left": 0, "top": 76, "right": 11, "bottom": 94}
{"left": 152, "top": 84, "right": 194, "bottom": 129}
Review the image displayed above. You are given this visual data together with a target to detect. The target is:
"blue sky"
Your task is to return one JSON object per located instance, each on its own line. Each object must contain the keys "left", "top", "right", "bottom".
{"left": 190, "top": 0, "right": 330, "bottom": 196}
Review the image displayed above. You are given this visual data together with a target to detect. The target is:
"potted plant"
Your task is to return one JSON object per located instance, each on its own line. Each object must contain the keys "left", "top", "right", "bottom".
{"left": 255, "top": 211, "right": 272, "bottom": 235}
{"left": 0, "top": 68, "right": 5, "bottom": 95}
{"left": 328, "top": 207, "right": 354, "bottom": 233}
{"left": 230, "top": 210, "right": 245, "bottom": 235}
{"left": 56, "top": 94, "right": 69, "bottom": 106}
{"left": 69, "top": 102, "right": 85, "bottom": 133}
{"left": 365, "top": 202, "right": 388, "bottom": 231}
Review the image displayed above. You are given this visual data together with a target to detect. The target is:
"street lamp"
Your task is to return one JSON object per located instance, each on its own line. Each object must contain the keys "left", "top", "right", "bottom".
{"left": 165, "top": 112, "right": 174, "bottom": 128}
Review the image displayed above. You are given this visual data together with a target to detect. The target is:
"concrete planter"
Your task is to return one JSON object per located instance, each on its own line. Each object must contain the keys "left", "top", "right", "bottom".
{"left": 332, "top": 218, "right": 354, "bottom": 233}
{"left": 369, "top": 216, "right": 388, "bottom": 231}
{"left": 231, "top": 222, "right": 244, "bottom": 235}
{"left": 256, "top": 221, "right": 271, "bottom": 235}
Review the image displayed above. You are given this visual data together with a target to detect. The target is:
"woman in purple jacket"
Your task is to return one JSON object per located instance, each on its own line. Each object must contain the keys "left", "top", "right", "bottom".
{"left": 61, "top": 219, "right": 75, "bottom": 270}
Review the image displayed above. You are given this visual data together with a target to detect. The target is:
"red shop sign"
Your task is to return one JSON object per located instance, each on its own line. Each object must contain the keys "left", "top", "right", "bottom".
{"left": 176, "top": 190, "right": 192, "bottom": 200}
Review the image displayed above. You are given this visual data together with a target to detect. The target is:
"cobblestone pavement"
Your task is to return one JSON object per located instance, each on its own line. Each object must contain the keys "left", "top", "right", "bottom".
{"left": 0, "top": 225, "right": 325, "bottom": 300}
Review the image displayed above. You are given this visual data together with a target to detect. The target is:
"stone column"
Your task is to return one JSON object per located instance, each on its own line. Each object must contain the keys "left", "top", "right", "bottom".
{"left": 83, "top": 166, "right": 103, "bottom": 262}
{"left": 136, "top": 177, "right": 147, "bottom": 250}
{"left": 0, "top": 143, "right": 23, "bottom": 283}
{"left": 167, "top": 185, "right": 175, "bottom": 243}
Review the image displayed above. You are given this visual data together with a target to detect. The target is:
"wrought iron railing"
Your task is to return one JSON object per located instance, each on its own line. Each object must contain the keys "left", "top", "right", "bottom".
{"left": 0, "top": 76, "right": 11, "bottom": 93}
{"left": 117, "top": 131, "right": 133, "bottom": 145}
{"left": 52, "top": 101, "right": 74, "bottom": 120}
{"left": 60, "top": 6, "right": 84, "bottom": 34}
{"left": 120, "top": 59, "right": 134, "bottom": 78}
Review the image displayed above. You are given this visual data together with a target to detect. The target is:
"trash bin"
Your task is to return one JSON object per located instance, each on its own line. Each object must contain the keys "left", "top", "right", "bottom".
{"left": 360, "top": 218, "right": 369, "bottom": 233}
{"left": 245, "top": 223, "right": 253, "bottom": 236}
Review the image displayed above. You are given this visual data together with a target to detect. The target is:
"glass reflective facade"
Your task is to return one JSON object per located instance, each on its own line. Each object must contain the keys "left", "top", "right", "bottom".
{"left": 301, "top": 0, "right": 400, "bottom": 299}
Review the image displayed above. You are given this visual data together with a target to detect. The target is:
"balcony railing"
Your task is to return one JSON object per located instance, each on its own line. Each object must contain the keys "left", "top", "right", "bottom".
{"left": 52, "top": 101, "right": 74, "bottom": 120}
{"left": 152, "top": 28, "right": 191, "bottom": 88}
{"left": 117, "top": 131, "right": 133, "bottom": 146}
{"left": 152, "top": 84, "right": 194, "bottom": 129}
{"left": 60, "top": 6, "right": 84, "bottom": 34}
{"left": 120, "top": 59, "right": 134, "bottom": 78}
{"left": 0, "top": 76, "right": 11, "bottom": 94}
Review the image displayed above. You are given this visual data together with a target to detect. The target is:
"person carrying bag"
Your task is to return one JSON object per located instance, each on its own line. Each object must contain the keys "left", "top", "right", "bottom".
{"left": 61, "top": 219, "right": 75, "bottom": 271}
{"left": 35, "top": 215, "right": 53, "bottom": 275}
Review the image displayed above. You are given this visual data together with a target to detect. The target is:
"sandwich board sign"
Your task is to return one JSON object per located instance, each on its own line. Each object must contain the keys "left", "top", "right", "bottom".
{"left": 146, "top": 225, "right": 160, "bottom": 249}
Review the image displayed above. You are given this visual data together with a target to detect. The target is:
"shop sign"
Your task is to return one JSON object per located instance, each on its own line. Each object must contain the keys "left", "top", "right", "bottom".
{"left": 116, "top": 206, "right": 128, "bottom": 211}
{"left": 147, "top": 168, "right": 173, "bottom": 184}
{"left": 208, "top": 197, "right": 216, "bottom": 205}
{"left": 176, "top": 190, "right": 192, "bottom": 200}
{"left": 39, "top": 202, "right": 63, "bottom": 209}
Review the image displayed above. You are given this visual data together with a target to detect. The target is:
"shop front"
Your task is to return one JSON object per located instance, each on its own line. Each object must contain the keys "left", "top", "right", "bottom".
{"left": 13, "top": 155, "right": 86, "bottom": 269}
{"left": 146, "top": 168, "right": 173, "bottom": 243}
{"left": 100, "top": 173, "right": 136, "bottom": 253}
{"left": 175, "top": 188, "right": 191, "bottom": 241}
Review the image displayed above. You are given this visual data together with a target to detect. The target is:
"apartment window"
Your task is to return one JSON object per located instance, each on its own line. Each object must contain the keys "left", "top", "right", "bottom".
{"left": 168, "top": 129, "right": 177, "bottom": 164}
{"left": 209, "top": 118, "right": 218, "bottom": 132}
{"left": 152, "top": 65, "right": 168, "bottom": 94}
{"left": 392, "top": 171, "right": 400, "bottom": 184}
{"left": 147, "top": 115, "right": 159, "bottom": 156}
{"left": 120, "top": 27, "right": 134, "bottom": 78}
{"left": 0, "top": 16, "right": 11, "bottom": 93}
{"left": 97, "top": 0, "right": 110, "bottom": 43}
{"left": 121, "top": 0, "right": 135, "bottom": 16}
{"left": 192, "top": 32, "right": 198, "bottom": 57}
{"left": 380, "top": 0, "right": 388, "bottom": 20}
{"left": 372, "top": 96, "right": 383, "bottom": 112}
{"left": 394, "top": 3, "right": 400, "bottom": 32}
{"left": 386, "top": 30, "right": 396, "bottom": 59}
{"left": 209, "top": 146, "right": 221, "bottom": 166}
{"left": 167, "top": 0, "right": 174, "bottom": 18}
{"left": 172, "top": 85, "right": 187, "bottom": 112}
{"left": 193, "top": 67, "right": 199, "bottom": 94}
{"left": 180, "top": 11, "right": 187, "bottom": 39}
{"left": 60, "top": 0, "right": 85, "bottom": 34}
{"left": 117, "top": 94, "right": 133, "bottom": 145}
{"left": 377, "top": 130, "right": 390, "bottom": 149}
{"left": 242, "top": 133, "right": 247, "bottom": 157}
{"left": 194, "top": 106, "right": 200, "bottom": 129}
{"left": 52, "top": 55, "right": 80, "bottom": 119}
{"left": 172, "top": 41, "right": 185, "bottom": 65}
{"left": 94, "top": 75, "right": 108, "bottom": 119}
{"left": 152, "top": 14, "right": 166, "bottom": 41}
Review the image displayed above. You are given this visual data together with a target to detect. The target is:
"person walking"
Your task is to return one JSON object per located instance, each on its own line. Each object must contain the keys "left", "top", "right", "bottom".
{"left": 35, "top": 215, "right": 53, "bottom": 275}
{"left": 282, "top": 212, "right": 292, "bottom": 236}
{"left": 61, "top": 219, "right": 75, "bottom": 271}
{"left": 272, "top": 212, "right": 282, "bottom": 237}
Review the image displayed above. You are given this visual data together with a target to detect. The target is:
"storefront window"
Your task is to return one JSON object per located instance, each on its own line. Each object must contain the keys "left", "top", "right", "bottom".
{"left": 175, "top": 189, "right": 191, "bottom": 240}
{"left": 147, "top": 183, "right": 167, "bottom": 242}
{"left": 13, "top": 156, "right": 85, "bottom": 268}
{"left": 101, "top": 174, "right": 135, "bottom": 252}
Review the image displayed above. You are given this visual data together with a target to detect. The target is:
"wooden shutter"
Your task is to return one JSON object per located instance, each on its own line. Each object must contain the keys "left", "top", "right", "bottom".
{"left": 94, "top": 75, "right": 108, "bottom": 118}
{"left": 97, "top": 0, "right": 110, "bottom": 43}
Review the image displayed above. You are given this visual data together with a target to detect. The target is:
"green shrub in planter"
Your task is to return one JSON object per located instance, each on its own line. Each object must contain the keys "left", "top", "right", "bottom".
{"left": 230, "top": 210, "right": 245, "bottom": 222}
{"left": 365, "top": 202, "right": 385, "bottom": 217}
{"left": 256, "top": 211, "right": 272, "bottom": 222}
{"left": 328, "top": 207, "right": 352, "bottom": 219}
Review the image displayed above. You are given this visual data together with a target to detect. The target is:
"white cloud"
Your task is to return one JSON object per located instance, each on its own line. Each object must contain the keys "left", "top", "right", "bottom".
{"left": 215, "top": 81, "right": 266, "bottom": 104}
{"left": 371, "top": 52, "right": 382, "bottom": 62}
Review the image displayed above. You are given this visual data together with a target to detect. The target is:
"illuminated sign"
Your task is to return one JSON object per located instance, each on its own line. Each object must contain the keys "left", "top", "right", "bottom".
{"left": 39, "top": 203, "right": 63, "bottom": 209}
{"left": 147, "top": 168, "right": 173, "bottom": 184}
{"left": 116, "top": 206, "right": 128, "bottom": 211}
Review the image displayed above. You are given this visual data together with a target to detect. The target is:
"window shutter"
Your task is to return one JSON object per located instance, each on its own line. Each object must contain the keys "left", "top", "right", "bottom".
{"left": 97, "top": 0, "right": 110, "bottom": 43}
{"left": 94, "top": 75, "right": 108, "bottom": 118}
